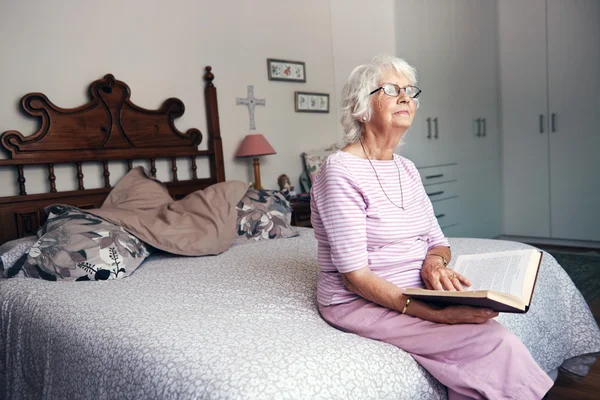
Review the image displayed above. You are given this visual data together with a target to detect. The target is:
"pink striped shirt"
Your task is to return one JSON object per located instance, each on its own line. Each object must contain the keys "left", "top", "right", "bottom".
{"left": 311, "top": 150, "right": 449, "bottom": 306}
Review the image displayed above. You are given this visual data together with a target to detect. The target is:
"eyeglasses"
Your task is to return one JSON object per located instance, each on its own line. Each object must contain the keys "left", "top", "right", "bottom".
{"left": 369, "top": 83, "right": 422, "bottom": 99}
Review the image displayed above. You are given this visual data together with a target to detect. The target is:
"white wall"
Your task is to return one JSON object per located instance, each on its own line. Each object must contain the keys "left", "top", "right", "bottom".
{"left": 0, "top": 0, "right": 396, "bottom": 196}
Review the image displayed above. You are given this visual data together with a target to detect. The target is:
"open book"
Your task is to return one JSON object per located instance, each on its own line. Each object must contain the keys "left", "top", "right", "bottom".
{"left": 404, "top": 249, "right": 543, "bottom": 313}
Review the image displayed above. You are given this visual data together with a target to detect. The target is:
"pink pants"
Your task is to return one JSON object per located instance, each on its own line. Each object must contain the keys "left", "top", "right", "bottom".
{"left": 319, "top": 298, "right": 554, "bottom": 400}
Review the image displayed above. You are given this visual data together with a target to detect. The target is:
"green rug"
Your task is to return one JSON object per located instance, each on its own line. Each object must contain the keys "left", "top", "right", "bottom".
{"left": 542, "top": 250, "right": 600, "bottom": 302}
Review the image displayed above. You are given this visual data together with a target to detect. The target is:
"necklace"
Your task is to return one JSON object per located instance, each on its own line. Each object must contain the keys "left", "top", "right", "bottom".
{"left": 359, "top": 139, "right": 405, "bottom": 210}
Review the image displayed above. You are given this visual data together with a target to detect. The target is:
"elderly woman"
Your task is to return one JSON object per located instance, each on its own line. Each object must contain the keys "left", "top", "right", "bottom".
{"left": 310, "top": 55, "right": 553, "bottom": 399}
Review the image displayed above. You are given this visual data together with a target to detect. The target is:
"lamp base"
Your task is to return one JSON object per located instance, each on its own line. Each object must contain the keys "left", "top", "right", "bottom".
{"left": 253, "top": 157, "right": 262, "bottom": 189}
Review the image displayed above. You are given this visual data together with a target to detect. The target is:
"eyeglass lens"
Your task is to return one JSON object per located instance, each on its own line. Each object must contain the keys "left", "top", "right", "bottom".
{"left": 382, "top": 84, "right": 418, "bottom": 98}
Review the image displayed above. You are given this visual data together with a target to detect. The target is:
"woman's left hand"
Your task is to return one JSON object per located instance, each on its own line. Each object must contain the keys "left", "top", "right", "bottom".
{"left": 421, "top": 258, "right": 471, "bottom": 291}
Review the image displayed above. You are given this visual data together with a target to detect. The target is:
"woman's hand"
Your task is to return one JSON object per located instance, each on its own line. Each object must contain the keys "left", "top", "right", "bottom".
{"left": 433, "top": 305, "right": 499, "bottom": 324}
{"left": 421, "top": 256, "right": 471, "bottom": 291}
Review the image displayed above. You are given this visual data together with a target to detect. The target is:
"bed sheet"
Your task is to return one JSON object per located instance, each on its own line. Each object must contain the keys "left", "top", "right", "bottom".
{"left": 1, "top": 229, "right": 599, "bottom": 399}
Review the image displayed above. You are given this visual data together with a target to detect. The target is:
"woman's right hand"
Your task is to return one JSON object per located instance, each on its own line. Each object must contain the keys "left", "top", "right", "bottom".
{"left": 434, "top": 305, "right": 499, "bottom": 324}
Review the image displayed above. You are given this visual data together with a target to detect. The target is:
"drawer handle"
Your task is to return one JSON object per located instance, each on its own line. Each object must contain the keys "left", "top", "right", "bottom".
{"left": 427, "top": 191, "right": 444, "bottom": 197}
{"left": 425, "top": 174, "right": 444, "bottom": 179}
{"left": 435, "top": 213, "right": 446, "bottom": 219}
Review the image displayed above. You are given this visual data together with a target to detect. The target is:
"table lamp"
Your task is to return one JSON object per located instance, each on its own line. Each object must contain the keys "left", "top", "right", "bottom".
{"left": 235, "top": 133, "right": 276, "bottom": 189}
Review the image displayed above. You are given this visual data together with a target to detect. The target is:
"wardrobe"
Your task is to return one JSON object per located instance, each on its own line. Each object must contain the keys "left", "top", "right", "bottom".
{"left": 498, "top": 0, "right": 600, "bottom": 242}
{"left": 395, "top": 0, "right": 502, "bottom": 239}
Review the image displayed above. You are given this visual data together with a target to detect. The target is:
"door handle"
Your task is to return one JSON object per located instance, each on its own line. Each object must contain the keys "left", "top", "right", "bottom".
{"left": 426, "top": 117, "right": 432, "bottom": 139}
{"left": 551, "top": 113, "right": 556, "bottom": 132}
{"left": 539, "top": 114, "right": 545, "bottom": 134}
{"left": 476, "top": 118, "right": 481, "bottom": 137}
{"left": 433, "top": 117, "right": 439, "bottom": 139}
{"left": 482, "top": 118, "right": 486, "bottom": 137}
{"left": 427, "top": 190, "right": 444, "bottom": 197}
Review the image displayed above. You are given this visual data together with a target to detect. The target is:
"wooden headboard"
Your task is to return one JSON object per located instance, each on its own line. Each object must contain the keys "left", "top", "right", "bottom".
{"left": 0, "top": 66, "right": 225, "bottom": 245}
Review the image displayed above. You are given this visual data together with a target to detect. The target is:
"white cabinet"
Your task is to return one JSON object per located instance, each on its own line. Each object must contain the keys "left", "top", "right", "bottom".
{"left": 499, "top": 0, "right": 600, "bottom": 242}
{"left": 395, "top": 0, "right": 502, "bottom": 238}
{"left": 417, "top": 164, "right": 462, "bottom": 236}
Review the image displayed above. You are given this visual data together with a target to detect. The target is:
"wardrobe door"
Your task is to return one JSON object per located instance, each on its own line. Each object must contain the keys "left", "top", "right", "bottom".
{"left": 547, "top": 0, "right": 600, "bottom": 241}
{"left": 498, "top": 0, "right": 551, "bottom": 237}
{"left": 395, "top": 0, "right": 459, "bottom": 166}
{"left": 450, "top": 0, "right": 501, "bottom": 239}
{"left": 394, "top": 0, "right": 431, "bottom": 164}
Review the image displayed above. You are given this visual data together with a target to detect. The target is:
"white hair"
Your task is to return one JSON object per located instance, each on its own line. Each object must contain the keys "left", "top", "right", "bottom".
{"left": 340, "top": 55, "right": 418, "bottom": 144}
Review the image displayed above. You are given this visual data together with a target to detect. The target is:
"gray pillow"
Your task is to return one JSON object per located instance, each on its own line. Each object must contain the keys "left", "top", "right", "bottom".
{"left": 0, "top": 236, "right": 37, "bottom": 273}
{"left": 2, "top": 204, "right": 152, "bottom": 281}
{"left": 234, "top": 188, "right": 298, "bottom": 244}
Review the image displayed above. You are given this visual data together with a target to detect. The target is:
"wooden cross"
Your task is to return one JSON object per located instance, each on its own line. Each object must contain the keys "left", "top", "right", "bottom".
{"left": 236, "top": 85, "right": 265, "bottom": 130}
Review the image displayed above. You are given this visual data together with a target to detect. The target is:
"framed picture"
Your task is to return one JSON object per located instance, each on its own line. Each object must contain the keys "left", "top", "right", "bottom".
{"left": 267, "top": 58, "right": 306, "bottom": 82}
{"left": 295, "top": 92, "right": 329, "bottom": 113}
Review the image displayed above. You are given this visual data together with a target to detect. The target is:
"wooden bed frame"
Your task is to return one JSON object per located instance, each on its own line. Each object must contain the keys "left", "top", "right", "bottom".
{"left": 0, "top": 67, "right": 225, "bottom": 245}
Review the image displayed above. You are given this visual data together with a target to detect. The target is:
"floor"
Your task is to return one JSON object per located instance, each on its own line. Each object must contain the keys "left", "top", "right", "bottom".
{"left": 547, "top": 296, "right": 600, "bottom": 399}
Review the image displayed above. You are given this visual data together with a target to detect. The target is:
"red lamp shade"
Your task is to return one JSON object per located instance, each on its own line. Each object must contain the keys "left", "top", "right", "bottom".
{"left": 235, "top": 134, "right": 276, "bottom": 189}
{"left": 235, "top": 134, "right": 276, "bottom": 158}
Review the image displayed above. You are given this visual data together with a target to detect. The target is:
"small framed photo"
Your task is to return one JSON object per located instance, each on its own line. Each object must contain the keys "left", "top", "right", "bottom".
{"left": 295, "top": 92, "right": 329, "bottom": 113}
{"left": 267, "top": 58, "right": 306, "bottom": 82}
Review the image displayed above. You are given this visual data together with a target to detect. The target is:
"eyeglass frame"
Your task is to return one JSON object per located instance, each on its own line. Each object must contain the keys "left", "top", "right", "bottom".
{"left": 369, "top": 83, "right": 422, "bottom": 99}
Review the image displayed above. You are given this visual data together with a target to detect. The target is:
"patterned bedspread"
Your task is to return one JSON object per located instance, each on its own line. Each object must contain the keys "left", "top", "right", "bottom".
{"left": 1, "top": 229, "right": 599, "bottom": 399}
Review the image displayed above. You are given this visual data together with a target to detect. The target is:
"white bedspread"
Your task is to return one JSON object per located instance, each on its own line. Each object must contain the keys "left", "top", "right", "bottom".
{"left": 1, "top": 229, "right": 599, "bottom": 399}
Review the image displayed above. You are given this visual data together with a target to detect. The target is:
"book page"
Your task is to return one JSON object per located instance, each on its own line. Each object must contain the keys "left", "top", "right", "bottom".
{"left": 452, "top": 250, "right": 533, "bottom": 300}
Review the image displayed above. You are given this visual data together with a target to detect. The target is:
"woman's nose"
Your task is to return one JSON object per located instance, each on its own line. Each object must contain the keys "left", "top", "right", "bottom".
{"left": 397, "top": 91, "right": 410, "bottom": 103}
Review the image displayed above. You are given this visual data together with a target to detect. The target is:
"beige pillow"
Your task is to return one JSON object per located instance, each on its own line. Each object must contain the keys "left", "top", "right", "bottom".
{"left": 89, "top": 167, "right": 250, "bottom": 256}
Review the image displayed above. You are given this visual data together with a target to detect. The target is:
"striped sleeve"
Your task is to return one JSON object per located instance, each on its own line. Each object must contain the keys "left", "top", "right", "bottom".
{"left": 312, "top": 160, "right": 368, "bottom": 274}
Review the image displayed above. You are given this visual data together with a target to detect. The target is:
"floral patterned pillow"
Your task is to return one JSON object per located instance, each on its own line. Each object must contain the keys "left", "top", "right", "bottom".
{"left": 1, "top": 204, "right": 152, "bottom": 281}
{"left": 0, "top": 236, "right": 37, "bottom": 272}
{"left": 303, "top": 152, "right": 335, "bottom": 184}
{"left": 234, "top": 189, "right": 299, "bottom": 243}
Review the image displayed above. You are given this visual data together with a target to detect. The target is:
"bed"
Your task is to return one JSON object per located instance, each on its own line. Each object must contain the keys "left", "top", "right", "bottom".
{"left": 1, "top": 71, "right": 600, "bottom": 400}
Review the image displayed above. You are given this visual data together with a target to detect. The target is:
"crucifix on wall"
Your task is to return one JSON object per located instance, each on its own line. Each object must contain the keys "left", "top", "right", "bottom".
{"left": 236, "top": 85, "right": 265, "bottom": 130}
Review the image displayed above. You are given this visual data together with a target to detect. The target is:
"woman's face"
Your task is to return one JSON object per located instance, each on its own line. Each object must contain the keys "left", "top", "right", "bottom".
{"left": 367, "top": 71, "right": 416, "bottom": 134}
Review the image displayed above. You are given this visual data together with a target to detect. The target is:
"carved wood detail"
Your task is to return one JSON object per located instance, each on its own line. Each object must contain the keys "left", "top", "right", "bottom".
{"left": 0, "top": 74, "right": 203, "bottom": 165}
{"left": 0, "top": 67, "right": 225, "bottom": 245}
{"left": 171, "top": 157, "right": 178, "bottom": 182}
{"left": 16, "top": 210, "right": 40, "bottom": 237}
{"left": 16, "top": 165, "right": 26, "bottom": 195}
{"left": 48, "top": 163, "right": 57, "bottom": 193}
{"left": 76, "top": 162, "right": 84, "bottom": 190}
{"left": 150, "top": 158, "right": 157, "bottom": 178}
{"left": 103, "top": 161, "right": 110, "bottom": 188}
{"left": 191, "top": 156, "right": 198, "bottom": 180}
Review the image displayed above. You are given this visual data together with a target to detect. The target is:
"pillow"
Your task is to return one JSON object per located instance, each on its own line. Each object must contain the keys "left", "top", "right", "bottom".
{"left": 299, "top": 170, "right": 311, "bottom": 193}
{"left": 89, "top": 167, "right": 250, "bottom": 256}
{"left": 234, "top": 188, "right": 299, "bottom": 243}
{"left": 0, "top": 236, "right": 37, "bottom": 273}
{"left": 2, "top": 205, "right": 152, "bottom": 281}
{"left": 302, "top": 149, "right": 336, "bottom": 184}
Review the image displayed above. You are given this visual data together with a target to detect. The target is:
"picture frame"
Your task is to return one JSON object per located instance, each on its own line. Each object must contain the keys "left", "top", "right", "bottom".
{"left": 267, "top": 58, "right": 306, "bottom": 82}
{"left": 295, "top": 92, "right": 329, "bottom": 113}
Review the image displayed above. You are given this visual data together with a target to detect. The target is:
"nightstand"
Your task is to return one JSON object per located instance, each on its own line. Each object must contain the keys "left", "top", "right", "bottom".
{"left": 290, "top": 201, "right": 312, "bottom": 227}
